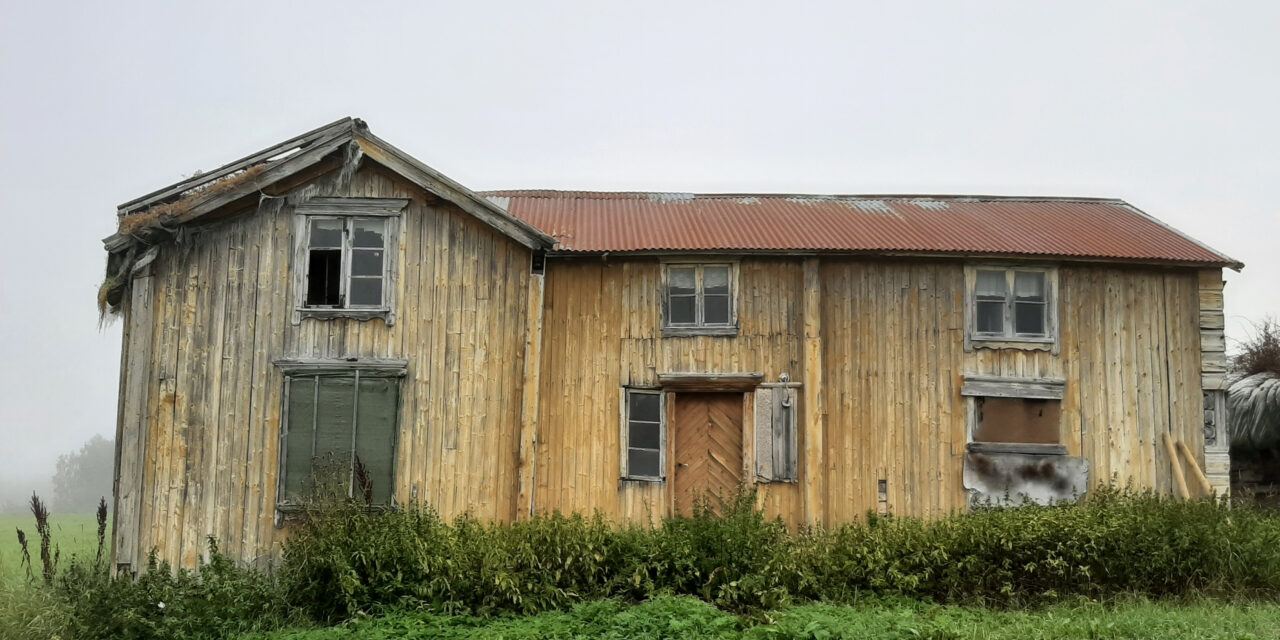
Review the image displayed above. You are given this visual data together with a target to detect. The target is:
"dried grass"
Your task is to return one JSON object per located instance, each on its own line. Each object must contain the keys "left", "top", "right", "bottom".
{"left": 1233, "top": 317, "right": 1280, "bottom": 377}
{"left": 117, "top": 164, "right": 267, "bottom": 236}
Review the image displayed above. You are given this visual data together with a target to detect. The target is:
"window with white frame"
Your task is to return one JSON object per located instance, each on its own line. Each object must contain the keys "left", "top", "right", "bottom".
{"left": 623, "top": 389, "right": 664, "bottom": 480}
{"left": 662, "top": 263, "right": 736, "bottom": 334}
{"left": 968, "top": 267, "right": 1057, "bottom": 343}
{"left": 293, "top": 198, "right": 405, "bottom": 324}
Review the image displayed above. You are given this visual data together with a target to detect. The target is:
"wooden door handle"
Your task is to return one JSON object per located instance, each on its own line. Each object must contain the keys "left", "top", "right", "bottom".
{"left": 677, "top": 462, "right": 688, "bottom": 468}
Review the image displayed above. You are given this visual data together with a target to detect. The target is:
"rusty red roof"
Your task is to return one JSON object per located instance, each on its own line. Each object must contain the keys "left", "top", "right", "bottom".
{"left": 483, "top": 191, "right": 1239, "bottom": 267}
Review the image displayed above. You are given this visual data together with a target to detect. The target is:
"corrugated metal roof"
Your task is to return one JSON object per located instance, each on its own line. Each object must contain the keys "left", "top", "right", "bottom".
{"left": 483, "top": 190, "right": 1239, "bottom": 267}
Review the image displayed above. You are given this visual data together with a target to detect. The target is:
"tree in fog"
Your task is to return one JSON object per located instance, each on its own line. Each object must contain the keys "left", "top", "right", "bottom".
{"left": 52, "top": 434, "right": 114, "bottom": 512}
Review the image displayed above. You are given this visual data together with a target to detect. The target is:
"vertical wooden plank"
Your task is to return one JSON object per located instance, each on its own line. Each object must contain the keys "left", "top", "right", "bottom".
{"left": 113, "top": 274, "right": 155, "bottom": 569}
{"left": 516, "top": 271, "right": 545, "bottom": 519}
{"left": 802, "top": 258, "right": 824, "bottom": 526}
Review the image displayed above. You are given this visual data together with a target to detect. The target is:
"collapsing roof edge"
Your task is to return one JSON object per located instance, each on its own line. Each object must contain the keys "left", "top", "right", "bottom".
{"left": 107, "top": 118, "right": 554, "bottom": 252}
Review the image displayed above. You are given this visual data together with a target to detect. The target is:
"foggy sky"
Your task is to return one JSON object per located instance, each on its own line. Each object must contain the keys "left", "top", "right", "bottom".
{"left": 1, "top": 1, "right": 1276, "bottom": 492}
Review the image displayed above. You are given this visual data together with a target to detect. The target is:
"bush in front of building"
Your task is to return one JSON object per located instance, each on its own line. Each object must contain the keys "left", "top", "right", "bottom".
{"left": 278, "top": 488, "right": 1280, "bottom": 619}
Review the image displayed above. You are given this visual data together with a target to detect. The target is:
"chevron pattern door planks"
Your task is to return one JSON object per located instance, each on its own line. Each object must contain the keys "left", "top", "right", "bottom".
{"left": 673, "top": 393, "right": 744, "bottom": 515}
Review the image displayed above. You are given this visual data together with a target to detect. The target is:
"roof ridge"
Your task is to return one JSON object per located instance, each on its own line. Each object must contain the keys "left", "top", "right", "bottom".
{"left": 480, "top": 189, "right": 1127, "bottom": 205}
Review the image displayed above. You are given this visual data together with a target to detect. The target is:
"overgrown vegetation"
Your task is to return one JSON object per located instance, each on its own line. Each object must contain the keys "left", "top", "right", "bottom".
{"left": 278, "top": 489, "right": 1280, "bottom": 620}
{"left": 4, "top": 489, "right": 1280, "bottom": 639}
{"left": 1232, "top": 316, "right": 1280, "bottom": 377}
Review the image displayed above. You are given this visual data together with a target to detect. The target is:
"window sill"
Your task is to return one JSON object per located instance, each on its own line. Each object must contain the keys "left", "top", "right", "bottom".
{"left": 966, "top": 442, "right": 1067, "bottom": 456}
{"left": 620, "top": 476, "right": 665, "bottom": 484}
{"left": 662, "top": 325, "right": 739, "bottom": 338}
{"left": 969, "top": 337, "right": 1055, "bottom": 352}
{"left": 295, "top": 308, "right": 393, "bottom": 324}
{"left": 274, "top": 502, "right": 394, "bottom": 525}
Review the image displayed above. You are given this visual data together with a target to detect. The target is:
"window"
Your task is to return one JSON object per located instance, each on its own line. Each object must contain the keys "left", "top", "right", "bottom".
{"left": 967, "top": 266, "right": 1057, "bottom": 346}
{"left": 973, "top": 397, "right": 1061, "bottom": 445}
{"left": 276, "top": 362, "right": 405, "bottom": 508}
{"left": 961, "top": 374, "right": 1066, "bottom": 455}
{"left": 292, "top": 198, "right": 406, "bottom": 324}
{"left": 624, "top": 389, "right": 664, "bottom": 480}
{"left": 662, "top": 263, "right": 736, "bottom": 335}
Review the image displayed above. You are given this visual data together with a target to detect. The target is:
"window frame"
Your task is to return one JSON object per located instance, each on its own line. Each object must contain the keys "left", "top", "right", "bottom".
{"left": 660, "top": 260, "right": 739, "bottom": 337}
{"left": 963, "top": 264, "right": 1059, "bottom": 352}
{"left": 274, "top": 358, "right": 407, "bottom": 517}
{"left": 620, "top": 387, "right": 666, "bottom": 482}
{"left": 292, "top": 198, "right": 407, "bottom": 325}
{"left": 961, "top": 374, "right": 1067, "bottom": 455}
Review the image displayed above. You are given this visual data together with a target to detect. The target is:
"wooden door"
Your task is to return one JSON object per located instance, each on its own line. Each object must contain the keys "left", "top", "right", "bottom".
{"left": 673, "top": 393, "right": 744, "bottom": 515}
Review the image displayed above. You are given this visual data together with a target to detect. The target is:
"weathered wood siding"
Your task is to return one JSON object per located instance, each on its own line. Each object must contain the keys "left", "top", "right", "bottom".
{"left": 114, "top": 165, "right": 530, "bottom": 568}
{"left": 534, "top": 258, "right": 1209, "bottom": 527}
{"left": 533, "top": 258, "right": 805, "bottom": 524}
{"left": 115, "top": 187, "right": 1215, "bottom": 566}
{"left": 821, "top": 261, "right": 1206, "bottom": 522}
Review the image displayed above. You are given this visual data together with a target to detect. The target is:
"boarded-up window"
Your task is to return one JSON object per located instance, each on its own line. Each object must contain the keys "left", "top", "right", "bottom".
{"left": 281, "top": 372, "right": 399, "bottom": 505}
{"left": 973, "top": 397, "right": 1061, "bottom": 445}
{"left": 625, "top": 389, "right": 664, "bottom": 480}
{"left": 754, "top": 387, "right": 797, "bottom": 482}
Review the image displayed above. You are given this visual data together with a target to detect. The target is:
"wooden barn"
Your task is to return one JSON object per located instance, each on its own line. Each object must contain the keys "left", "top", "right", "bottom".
{"left": 103, "top": 118, "right": 1240, "bottom": 571}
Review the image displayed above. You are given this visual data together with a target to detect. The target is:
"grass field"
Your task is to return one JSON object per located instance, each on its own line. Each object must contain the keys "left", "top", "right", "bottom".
{"left": 254, "top": 596, "right": 1280, "bottom": 640}
{"left": 0, "top": 513, "right": 103, "bottom": 584}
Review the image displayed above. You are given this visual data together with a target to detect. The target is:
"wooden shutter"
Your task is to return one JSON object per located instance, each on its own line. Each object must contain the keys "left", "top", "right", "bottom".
{"left": 355, "top": 377, "right": 398, "bottom": 504}
{"left": 754, "top": 387, "right": 797, "bottom": 482}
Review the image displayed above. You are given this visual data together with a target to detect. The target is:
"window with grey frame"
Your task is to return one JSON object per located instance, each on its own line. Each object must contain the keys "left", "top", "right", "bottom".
{"left": 972, "top": 268, "right": 1052, "bottom": 340}
{"left": 304, "top": 216, "right": 389, "bottom": 309}
{"left": 279, "top": 370, "right": 400, "bottom": 506}
{"left": 624, "top": 389, "right": 664, "bottom": 480}
{"left": 663, "top": 264, "right": 734, "bottom": 331}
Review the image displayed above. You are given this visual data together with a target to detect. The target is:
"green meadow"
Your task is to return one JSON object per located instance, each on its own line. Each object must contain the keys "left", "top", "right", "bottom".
{"left": 0, "top": 512, "right": 103, "bottom": 584}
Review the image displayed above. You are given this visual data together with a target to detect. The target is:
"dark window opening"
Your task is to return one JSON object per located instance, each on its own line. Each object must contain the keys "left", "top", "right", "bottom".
{"left": 307, "top": 250, "right": 342, "bottom": 306}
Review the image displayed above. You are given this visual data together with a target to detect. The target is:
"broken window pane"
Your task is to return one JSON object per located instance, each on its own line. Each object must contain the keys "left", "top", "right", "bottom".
{"left": 352, "top": 219, "right": 385, "bottom": 248}
{"left": 348, "top": 278, "right": 383, "bottom": 307}
{"left": 309, "top": 219, "right": 343, "bottom": 248}
{"left": 973, "top": 397, "right": 1061, "bottom": 444}
{"left": 306, "top": 249, "right": 342, "bottom": 306}
{"left": 976, "top": 300, "right": 1004, "bottom": 333}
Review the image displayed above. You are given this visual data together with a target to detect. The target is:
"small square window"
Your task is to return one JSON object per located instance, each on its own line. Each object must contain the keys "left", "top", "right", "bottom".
{"left": 292, "top": 198, "right": 406, "bottom": 325}
{"left": 967, "top": 266, "right": 1057, "bottom": 346}
{"left": 662, "top": 263, "right": 737, "bottom": 335}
